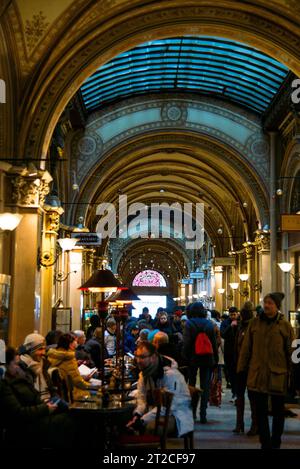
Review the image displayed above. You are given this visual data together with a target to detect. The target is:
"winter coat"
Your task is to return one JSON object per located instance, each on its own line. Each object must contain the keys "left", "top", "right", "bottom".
{"left": 84, "top": 337, "right": 108, "bottom": 369}
{"left": 221, "top": 319, "right": 239, "bottom": 362}
{"left": 104, "top": 329, "right": 116, "bottom": 357}
{"left": 0, "top": 374, "right": 50, "bottom": 425}
{"left": 182, "top": 317, "right": 219, "bottom": 367}
{"left": 124, "top": 332, "right": 137, "bottom": 354}
{"left": 156, "top": 321, "right": 173, "bottom": 336}
{"left": 134, "top": 356, "right": 194, "bottom": 436}
{"left": 237, "top": 313, "right": 295, "bottom": 395}
{"left": 234, "top": 319, "right": 251, "bottom": 369}
{"left": 47, "top": 348, "right": 91, "bottom": 400}
{"left": 0, "top": 373, "right": 76, "bottom": 448}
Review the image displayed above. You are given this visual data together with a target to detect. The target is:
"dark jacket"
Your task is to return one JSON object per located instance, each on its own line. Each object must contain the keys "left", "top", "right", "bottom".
{"left": 84, "top": 337, "right": 108, "bottom": 369}
{"left": 124, "top": 332, "right": 137, "bottom": 354}
{"left": 221, "top": 319, "right": 239, "bottom": 362}
{"left": 0, "top": 374, "right": 50, "bottom": 425}
{"left": 182, "top": 317, "right": 219, "bottom": 367}
{"left": 238, "top": 313, "right": 294, "bottom": 395}
{"left": 0, "top": 371, "right": 76, "bottom": 448}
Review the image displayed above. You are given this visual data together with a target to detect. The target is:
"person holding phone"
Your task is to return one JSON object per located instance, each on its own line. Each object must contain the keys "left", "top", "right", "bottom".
{"left": 0, "top": 347, "right": 75, "bottom": 448}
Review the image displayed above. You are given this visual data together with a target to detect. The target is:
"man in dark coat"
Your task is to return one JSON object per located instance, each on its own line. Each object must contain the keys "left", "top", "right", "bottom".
{"left": 84, "top": 327, "right": 108, "bottom": 369}
{"left": 182, "top": 302, "right": 218, "bottom": 423}
{"left": 238, "top": 292, "right": 294, "bottom": 449}
{"left": 221, "top": 306, "right": 239, "bottom": 400}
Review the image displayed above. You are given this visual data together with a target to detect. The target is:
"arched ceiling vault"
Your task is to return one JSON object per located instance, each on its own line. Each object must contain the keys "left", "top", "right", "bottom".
{"left": 69, "top": 131, "right": 265, "bottom": 256}
{"left": 10, "top": 2, "right": 300, "bottom": 161}
{"left": 115, "top": 238, "right": 191, "bottom": 290}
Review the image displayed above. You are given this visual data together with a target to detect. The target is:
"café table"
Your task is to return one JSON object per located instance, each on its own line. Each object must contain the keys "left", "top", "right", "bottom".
{"left": 69, "top": 396, "right": 136, "bottom": 448}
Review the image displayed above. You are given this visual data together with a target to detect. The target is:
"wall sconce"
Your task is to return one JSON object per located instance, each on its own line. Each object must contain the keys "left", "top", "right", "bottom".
{"left": 234, "top": 274, "right": 263, "bottom": 296}
{"left": 38, "top": 237, "right": 78, "bottom": 268}
{"left": 0, "top": 213, "right": 23, "bottom": 231}
{"left": 229, "top": 281, "right": 250, "bottom": 298}
{"left": 278, "top": 263, "right": 300, "bottom": 283}
{"left": 218, "top": 288, "right": 233, "bottom": 301}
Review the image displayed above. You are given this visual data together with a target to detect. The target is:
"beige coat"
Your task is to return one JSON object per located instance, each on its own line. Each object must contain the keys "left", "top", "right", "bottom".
{"left": 237, "top": 313, "right": 294, "bottom": 395}
{"left": 47, "top": 348, "right": 91, "bottom": 400}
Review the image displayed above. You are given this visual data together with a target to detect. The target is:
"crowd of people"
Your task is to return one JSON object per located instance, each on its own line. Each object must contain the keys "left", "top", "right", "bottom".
{"left": 0, "top": 291, "right": 299, "bottom": 449}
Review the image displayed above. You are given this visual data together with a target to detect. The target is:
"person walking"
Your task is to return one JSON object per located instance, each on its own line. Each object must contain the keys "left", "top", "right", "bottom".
{"left": 182, "top": 302, "right": 218, "bottom": 423}
{"left": 238, "top": 292, "right": 294, "bottom": 449}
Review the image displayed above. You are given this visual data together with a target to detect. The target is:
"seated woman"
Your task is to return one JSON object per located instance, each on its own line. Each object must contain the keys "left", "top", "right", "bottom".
{"left": 47, "top": 333, "right": 96, "bottom": 400}
{"left": 0, "top": 347, "right": 76, "bottom": 448}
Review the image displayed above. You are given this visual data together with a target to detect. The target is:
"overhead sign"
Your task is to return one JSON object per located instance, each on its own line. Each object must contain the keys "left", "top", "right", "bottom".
{"left": 281, "top": 214, "right": 300, "bottom": 232}
{"left": 190, "top": 272, "right": 205, "bottom": 279}
{"left": 214, "top": 257, "right": 235, "bottom": 266}
{"left": 181, "top": 278, "right": 193, "bottom": 285}
{"left": 71, "top": 232, "right": 102, "bottom": 246}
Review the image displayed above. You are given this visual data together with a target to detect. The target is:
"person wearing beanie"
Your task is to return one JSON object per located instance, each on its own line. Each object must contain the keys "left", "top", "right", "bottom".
{"left": 19, "top": 332, "right": 54, "bottom": 402}
{"left": 172, "top": 310, "right": 183, "bottom": 334}
{"left": 238, "top": 292, "right": 295, "bottom": 449}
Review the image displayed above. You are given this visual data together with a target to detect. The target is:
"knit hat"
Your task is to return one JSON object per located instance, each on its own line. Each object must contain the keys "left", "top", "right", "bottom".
{"left": 73, "top": 330, "right": 85, "bottom": 338}
{"left": 264, "top": 292, "right": 285, "bottom": 309}
{"left": 23, "top": 333, "right": 46, "bottom": 353}
{"left": 243, "top": 301, "right": 254, "bottom": 311}
{"left": 174, "top": 310, "right": 183, "bottom": 317}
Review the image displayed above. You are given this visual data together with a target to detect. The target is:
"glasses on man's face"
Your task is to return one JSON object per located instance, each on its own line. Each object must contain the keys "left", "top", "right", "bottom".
{"left": 134, "top": 354, "right": 153, "bottom": 360}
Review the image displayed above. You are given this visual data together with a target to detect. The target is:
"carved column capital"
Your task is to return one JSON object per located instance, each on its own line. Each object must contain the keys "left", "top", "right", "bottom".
{"left": 255, "top": 230, "right": 270, "bottom": 252}
{"left": 242, "top": 242, "right": 253, "bottom": 260}
{"left": 9, "top": 167, "right": 52, "bottom": 208}
{"left": 43, "top": 205, "right": 64, "bottom": 233}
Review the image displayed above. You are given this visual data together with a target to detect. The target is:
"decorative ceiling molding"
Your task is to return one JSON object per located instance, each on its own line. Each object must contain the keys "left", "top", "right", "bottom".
{"left": 70, "top": 95, "right": 269, "bottom": 187}
{"left": 14, "top": 2, "right": 300, "bottom": 163}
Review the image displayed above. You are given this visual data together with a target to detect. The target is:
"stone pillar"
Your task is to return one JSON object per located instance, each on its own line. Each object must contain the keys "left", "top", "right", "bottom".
{"left": 214, "top": 266, "right": 223, "bottom": 312}
{"left": 256, "top": 231, "right": 271, "bottom": 302}
{"left": 269, "top": 131, "right": 277, "bottom": 291}
{"left": 69, "top": 249, "right": 84, "bottom": 330}
{"left": 7, "top": 167, "right": 52, "bottom": 347}
{"left": 281, "top": 232, "right": 290, "bottom": 318}
{"left": 39, "top": 204, "right": 64, "bottom": 336}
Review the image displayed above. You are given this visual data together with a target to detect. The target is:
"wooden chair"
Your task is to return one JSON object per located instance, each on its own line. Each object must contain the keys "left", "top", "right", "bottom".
{"left": 180, "top": 386, "right": 201, "bottom": 449}
{"left": 117, "top": 389, "right": 174, "bottom": 450}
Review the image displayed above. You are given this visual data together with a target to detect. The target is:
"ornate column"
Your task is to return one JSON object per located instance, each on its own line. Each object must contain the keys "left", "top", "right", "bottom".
{"left": 8, "top": 167, "right": 52, "bottom": 347}
{"left": 269, "top": 131, "right": 277, "bottom": 291}
{"left": 255, "top": 230, "right": 271, "bottom": 301}
{"left": 39, "top": 200, "right": 64, "bottom": 336}
{"left": 82, "top": 250, "right": 95, "bottom": 309}
{"left": 243, "top": 242, "right": 254, "bottom": 302}
{"left": 214, "top": 266, "right": 223, "bottom": 312}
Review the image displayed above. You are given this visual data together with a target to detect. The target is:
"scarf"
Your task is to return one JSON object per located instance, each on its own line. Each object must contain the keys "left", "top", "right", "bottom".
{"left": 260, "top": 311, "right": 279, "bottom": 324}
{"left": 20, "top": 354, "right": 50, "bottom": 401}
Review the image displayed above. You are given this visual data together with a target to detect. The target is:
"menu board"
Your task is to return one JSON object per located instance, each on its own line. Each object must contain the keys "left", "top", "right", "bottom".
{"left": 52, "top": 307, "right": 72, "bottom": 333}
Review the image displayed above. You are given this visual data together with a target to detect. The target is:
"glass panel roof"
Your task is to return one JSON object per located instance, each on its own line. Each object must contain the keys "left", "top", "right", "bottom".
{"left": 80, "top": 37, "right": 288, "bottom": 114}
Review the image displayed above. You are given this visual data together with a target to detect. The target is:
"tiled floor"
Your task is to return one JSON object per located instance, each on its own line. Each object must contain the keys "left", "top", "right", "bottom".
{"left": 167, "top": 389, "right": 300, "bottom": 449}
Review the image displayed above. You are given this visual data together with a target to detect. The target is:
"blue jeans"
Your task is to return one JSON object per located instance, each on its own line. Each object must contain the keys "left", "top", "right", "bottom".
{"left": 189, "top": 365, "right": 212, "bottom": 418}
